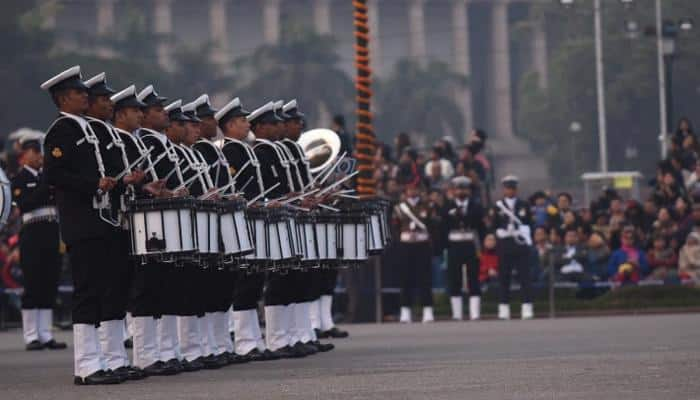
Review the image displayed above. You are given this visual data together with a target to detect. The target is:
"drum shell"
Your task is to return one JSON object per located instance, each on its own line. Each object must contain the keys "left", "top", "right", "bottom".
{"left": 127, "top": 197, "right": 197, "bottom": 262}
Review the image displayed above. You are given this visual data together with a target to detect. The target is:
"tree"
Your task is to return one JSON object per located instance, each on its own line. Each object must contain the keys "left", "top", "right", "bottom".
{"left": 515, "top": 0, "right": 700, "bottom": 185}
{"left": 232, "top": 28, "right": 354, "bottom": 126}
{"left": 374, "top": 60, "right": 468, "bottom": 146}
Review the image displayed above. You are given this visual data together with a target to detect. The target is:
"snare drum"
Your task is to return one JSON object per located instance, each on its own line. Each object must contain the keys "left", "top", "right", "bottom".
{"left": 194, "top": 200, "right": 220, "bottom": 266}
{"left": 246, "top": 206, "right": 297, "bottom": 270}
{"left": 219, "top": 198, "right": 254, "bottom": 262}
{"left": 128, "top": 197, "right": 197, "bottom": 264}
{"left": 315, "top": 210, "right": 339, "bottom": 267}
{"left": 359, "top": 198, "right": 390, "bottom": 255}
{"left": 296, "top": 212, "right": 320, "bottom": 268}
{"left": 337, "top": 206, "right": 369, "bottom": 265}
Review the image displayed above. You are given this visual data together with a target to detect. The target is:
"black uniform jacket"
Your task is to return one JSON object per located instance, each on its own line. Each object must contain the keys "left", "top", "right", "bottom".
{"left": 221, "top": 138, "right": 262, "bottom": 201}
{"left": 43, "top": 113, "right": 112, "bottom": 244}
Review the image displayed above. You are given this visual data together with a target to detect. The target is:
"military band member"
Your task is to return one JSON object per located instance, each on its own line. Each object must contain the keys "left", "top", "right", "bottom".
{"left": 179, "top": 102, "right": 230, "bottom": 370}
{"left": 110, "top": 85, "right": 181, "bottom": 376}
{"left": 12, "top": 136, "right": 66, "bottom": 352}
{"left": 250, "top": 101, "right": 305, "bottom": 359}
{"left": 41, "top": 66, "right": 122, "bottom": 385}
{"left": 84, "top": 75, "right": 147, "bottom": 381}
{"left": 216, "top": 98, "right": 279, "bottom": 361}
{"left": 443, "top": 176, "right": 486, "bottom": 321}
{"left": 191, "top": 94, "right": 248, "bottom": 365}
{"left": 491, "top": 175, "right": 534, "bottom": 320}
{"left": 394, "top": 183, "right": 435, "bottom": 323}
{"left": 277, "top": 100, "right": 341, "bottom": 348}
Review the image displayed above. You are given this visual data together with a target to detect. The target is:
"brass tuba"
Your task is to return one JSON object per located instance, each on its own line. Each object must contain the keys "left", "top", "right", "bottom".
{"left": 297, "top": 128, "right": 341, "bottom": 175}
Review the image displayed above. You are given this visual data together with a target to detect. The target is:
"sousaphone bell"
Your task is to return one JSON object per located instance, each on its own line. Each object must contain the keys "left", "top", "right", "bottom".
{"left": 297, "top": 128, "right": 341, "bottom": 175}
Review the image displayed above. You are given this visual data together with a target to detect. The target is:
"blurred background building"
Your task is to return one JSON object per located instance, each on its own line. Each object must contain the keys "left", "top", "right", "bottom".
{"left": 3, "top": 0, "right": 700, "bottom": 190}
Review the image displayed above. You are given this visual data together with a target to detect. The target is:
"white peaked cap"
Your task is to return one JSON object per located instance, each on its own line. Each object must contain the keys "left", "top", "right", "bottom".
{"left": 136, "top": 85, "right": 154, "bottom": 102}
{"left": 164, "top": 99, "right": 182, "bottom": 112}
{"left": 214, "top": 97, "right": 242, "bottom": 121}
{"left": 83, "top": 72, "right": 106, "bottom": 88}
{"left": 40, "top": 65, "right": 82, "bottom": 91}
{"left": 282, "top": 99, "right": 297, "bottom": 112}
{"left": 181, "top": 101, "right": 197, "bottom": 112}
{"left": 193, "top": 94, "right": 210, "bottom": 108}
{"left": 246, "top": 101, "right": 275, "bottom": 122}
{"left": 110, "top": 85, "right": 137, "bottom": 103}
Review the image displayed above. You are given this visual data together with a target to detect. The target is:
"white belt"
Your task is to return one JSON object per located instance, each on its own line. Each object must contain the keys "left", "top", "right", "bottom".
{"left": 400, "top": 231, "right": 429, "bottom": 243}
{"left": 448, "top": 231, "right": 475, "bottom": 242}
{"left": 22, "top": 206, "right": 58, "bottom": 224}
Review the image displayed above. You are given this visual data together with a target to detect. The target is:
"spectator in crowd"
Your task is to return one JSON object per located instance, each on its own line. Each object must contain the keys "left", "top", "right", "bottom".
{"left": 553, "top": 228, "right": 587, "bottom": 282}
{"left": 684, "top": 161, "right": 700, "bottom": 192}
{"left": 608, "top": 226, "right": 650, "bottom": 285}
{"left": 647, "top": 235, "right": 679, "bottom": 282}
{"left": 393, "top": 148, "right": 420, "bottom": 187}
{"left": 529, "top": 191, "right": 550, "bottom": 228}
{"left": 586, "top": 232, "right": 610, "bottom": 281}
{"left": 478, "top": 234, "right": 498, "bottom": 285}
{"left": 679, "top": 231, "right": 700, "bottom": 284}
{"left": 423, "top": 146, "right": 454, "bottom": 188}
{"left": 672, "top": 117, "right": 695, "bottom": 150}
{"left": 652, "top": 207, "right": 678, "bottom": 243}
{"left": 394, "top": 132, "right": 411, "bottom": 161}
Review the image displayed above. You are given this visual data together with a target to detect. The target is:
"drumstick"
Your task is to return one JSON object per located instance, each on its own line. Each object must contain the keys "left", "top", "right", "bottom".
{"left": 335, "top": 194, "right": 360, "bottom": 200}
{"left": 304, "top": 151, "right": 346, "bottom": 190}
{"left": 114, "top": 146, "right": 155, "bottom": 180}
{"left": 162, "top": 159, "right": 187, "bottom": 182}
{"left": 317, "top": 152, "right": 348, "bottom": 186}
{"left": 316, "top": 170, "right": 359, "bottom": 197}
{"left": 237, "top": 175, "right": 255, "bottom": 194}
{"left": 198, "top": 181, "right": 235, "bottom": 200}
{"left": 246, "top": 182, "right": 281, "bottom": 206}
{"left": 281, "top": 188, "right": 319, "bottom": 204}
{"left": 140, "top": 150, "right": 170, "bottom": 177}
{"left": 284, "top": 204, "right": 310, "bottom": 212}
{"left": 317, "top": 203, "right": 340, "bottom": 212}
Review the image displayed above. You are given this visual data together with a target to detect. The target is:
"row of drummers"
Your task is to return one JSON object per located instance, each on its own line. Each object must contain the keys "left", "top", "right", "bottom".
{"left": 80, "top": 78, "right": 390, "bottom": 270}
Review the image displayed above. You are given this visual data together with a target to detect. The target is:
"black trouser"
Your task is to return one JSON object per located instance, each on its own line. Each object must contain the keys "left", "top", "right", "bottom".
{"left": 265, "top": 270, "right": 293, "bottom": 306}
{"left": 128, "top": 261, "right": 166, "bottom": 318}
{"left": 69, "top": 234, "right": 127, "bottom": 324}
{"left": 398, "top": 241, "right": 433, "bottom": 307}
{"left": 19, "top": 221, "right": 61, "bottom": 309}
{"left": 204, "top": 266, "right": 235, "bottom": 313}
{"left": 232, "top": 271, "right": 265, "bottom": 311}
{"left": 319, "top": 268, "right": 338, "bottom": 297}
{"left": 496, "top": 238, "right": 533, "bottom": 304}
{"left": 446, "top": 242, "right": 480, "bottom": 297}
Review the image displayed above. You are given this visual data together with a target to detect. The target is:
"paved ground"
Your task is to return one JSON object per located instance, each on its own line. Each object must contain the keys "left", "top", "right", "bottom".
{"left": 0, "top": 314, "right": 699, "bottom": 400}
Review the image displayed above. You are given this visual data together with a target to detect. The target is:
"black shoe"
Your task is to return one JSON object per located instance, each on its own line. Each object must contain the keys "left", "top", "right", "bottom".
{"left": 272, "top": 345, "right": 304, "bottom": 359}
{"left": 143, "top": 360, "right": 179, "bottom": 376}
{"left": 314, "top": 328, "right": 328, "bottom": 339}
{"left": 213, "top": 354, "right": 230, "bottom": 368}
{"left": 114, "top": 366, "right": 147, "bottom": 381}
{"left": 165, "top": 358, "right": 184, "bottom": 373}
{"left": 297, "top": 341, "right": 318, "bottom": 356}
{"left": 123, "top": 338, "right": 133, "bottom": 349}
{"left": 227, "top": 352, "right": 250, "bottom": 364}
{"left": 198, "top": 355, "right": 223, "bottom": 370}
{"left": 25, "top": 340, "right": 44, "bottom": 351}
{"left": 181, "top": 358, "right": 204, "bottom": 372}
{"left": 262, "top": 349, "right": 281, "bottom": 361}
{"left": 311, "top": 340, "right": 335, "bottom": 352}
{"left": 74, "top": 370, "right": 123, "bottom": 385}
{"left": 43, "top": 339, "right": 68, "bottom": 350}
{"left": 323, "top": 327, "right": 349, "bottom": 339}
